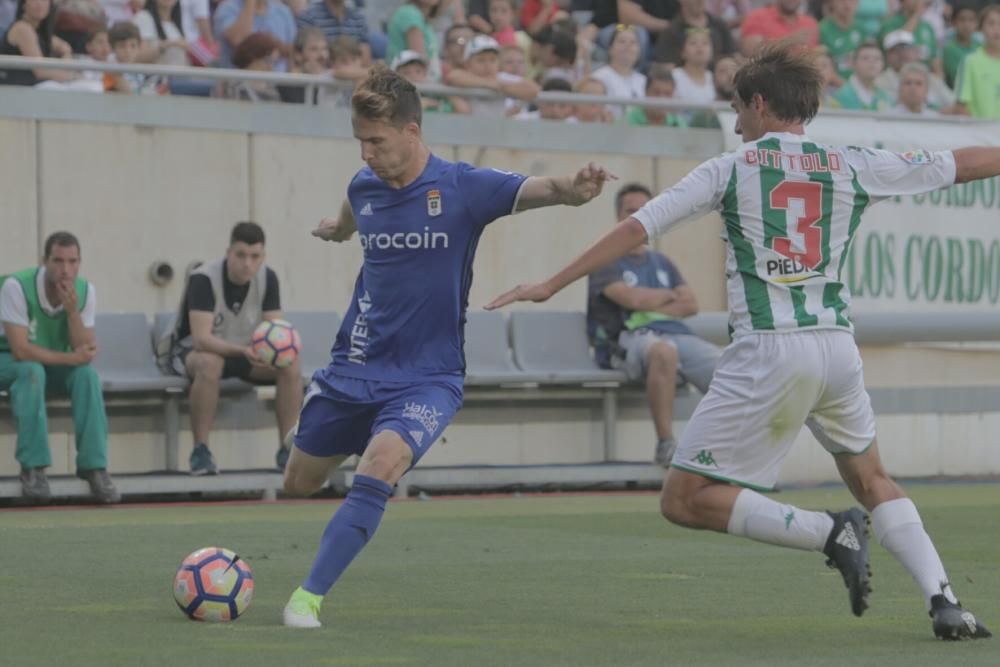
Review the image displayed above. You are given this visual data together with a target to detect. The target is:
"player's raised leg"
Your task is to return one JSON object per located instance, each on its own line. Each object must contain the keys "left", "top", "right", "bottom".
{"left": 835, "top": 442, "right": 992, "bottom": 639}
{"left": 283, "top": 431, "right": 406, "bottom": 628}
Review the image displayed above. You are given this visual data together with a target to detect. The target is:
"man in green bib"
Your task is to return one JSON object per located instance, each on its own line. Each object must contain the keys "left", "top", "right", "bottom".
{"left": 0, "top": 232, "right": 119, "bottom": 504}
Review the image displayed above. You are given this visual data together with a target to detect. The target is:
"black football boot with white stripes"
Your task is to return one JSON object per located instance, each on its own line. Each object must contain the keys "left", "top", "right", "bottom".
{"left": 823, "top": 507, "right": 872, "bottom": 617}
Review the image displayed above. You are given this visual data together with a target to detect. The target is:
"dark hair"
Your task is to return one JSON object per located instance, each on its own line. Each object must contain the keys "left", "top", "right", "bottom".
{"left": 352, "top": 64, "right": 423, "bottom": 128}
{"left": 646, "top": 62, "right": 675, "bottom": 90}
{"left": 732, "top": 42, "right": 822, "bottom": 124}
{"left": 607, "top": 24, "right": 639, "bottom": 51}
{"left": 230, "top": 222, "right": 266, "bottom": 247}
{"left": 950, "top": 1, "right": 979, "bottom": 19}
{"left": 44, "top": 231, "right": 81, "bottom": 259}
{"left": 144, "top": 0, "right": 182, "bottom": 41}
{"left": 614, "top": 183, "right": 653, "bottom": 217}
{"left": 85, "top": 26, "right": 108, "bottom": 45}
{"left": 232, "top": 32, "right": 282, "bottom": 69}
{"left": 108, "top": 21, "right": 140, "bottom": 46}
{"left": 531, "top": 24, "right": 554, "bottom": 45}
{"left": 16, "top": 0, "right": 56, "bottom": 56}
{"left": 542, "top": 77, "right": 572, "bottom": 92}
{"left": 549, "top": 31, "right": 577, "bottom": 64}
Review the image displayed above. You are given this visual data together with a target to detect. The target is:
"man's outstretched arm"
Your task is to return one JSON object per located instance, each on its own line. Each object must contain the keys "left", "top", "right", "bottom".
{"left": 954, "top": 147, "right": 1000, "bottom": 184}
{"left": 515, "top": 162, "right": 616, "bottom": 211}
{"left": 485, "top": 218, "right": 648, "bottom": 309}
{"left": 488, "top": 157, "right": 725, "bottom": 309}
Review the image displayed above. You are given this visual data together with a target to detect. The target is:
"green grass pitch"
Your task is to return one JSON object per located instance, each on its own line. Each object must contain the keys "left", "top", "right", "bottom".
{"left": 2, "top": 483, "right": 998, "bottom": 666}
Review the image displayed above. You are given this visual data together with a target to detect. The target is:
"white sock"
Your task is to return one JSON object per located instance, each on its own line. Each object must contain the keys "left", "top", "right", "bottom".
{"left": 872, "top": 498, "right": 957, "bottom": 609}
{"left": 727, "top": 489, "right": 835, "bottom": 552}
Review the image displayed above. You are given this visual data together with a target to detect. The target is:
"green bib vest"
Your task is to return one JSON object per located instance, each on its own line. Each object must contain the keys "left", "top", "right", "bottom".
{"left": 0, "top": 268, "right": 88, "bottom": 353}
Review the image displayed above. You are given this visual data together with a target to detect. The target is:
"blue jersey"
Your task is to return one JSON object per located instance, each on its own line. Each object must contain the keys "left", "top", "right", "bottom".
{"left": 324, "top": 154, "right": 527, "bottom": 384}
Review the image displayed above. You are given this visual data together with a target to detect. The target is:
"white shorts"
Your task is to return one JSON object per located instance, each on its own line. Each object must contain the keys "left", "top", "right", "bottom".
{"left": 672, "top": 329, "right": 876, "bottom": 490}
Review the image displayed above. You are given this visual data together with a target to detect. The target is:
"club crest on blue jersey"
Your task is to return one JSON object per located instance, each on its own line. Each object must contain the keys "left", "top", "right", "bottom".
{"left": 427, "top": 189, "right": 442, "bottom": 217}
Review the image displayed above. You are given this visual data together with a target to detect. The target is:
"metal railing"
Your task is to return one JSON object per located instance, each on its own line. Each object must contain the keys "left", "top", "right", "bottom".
{"left": 2, "top": 55, "right": 993, "bottom": 124}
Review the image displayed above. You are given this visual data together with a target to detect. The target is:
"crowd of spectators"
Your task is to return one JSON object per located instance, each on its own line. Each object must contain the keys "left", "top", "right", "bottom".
{"left": 0, "top": 0, "right": 997, "bottom": 119}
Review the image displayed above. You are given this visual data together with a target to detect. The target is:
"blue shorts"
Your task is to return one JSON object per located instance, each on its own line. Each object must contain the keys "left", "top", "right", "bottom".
{"left": 294, "top": 373, "right": 464, "bottom": 465}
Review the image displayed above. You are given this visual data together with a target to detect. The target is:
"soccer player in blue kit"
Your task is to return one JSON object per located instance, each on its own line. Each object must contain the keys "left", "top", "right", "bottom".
{"left": 281, "top": 65, "right": 615, "bottom": 628}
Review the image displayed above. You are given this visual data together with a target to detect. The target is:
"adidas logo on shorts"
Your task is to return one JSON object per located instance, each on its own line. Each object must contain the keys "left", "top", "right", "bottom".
{"left": 835, "top": 523, "right": 861, "bottom": 551}
{"left": 360, "top": 203, "right": 373, "bottom": 216}
{"left": 409, "top": 430, "right": 425, "bottom": 446}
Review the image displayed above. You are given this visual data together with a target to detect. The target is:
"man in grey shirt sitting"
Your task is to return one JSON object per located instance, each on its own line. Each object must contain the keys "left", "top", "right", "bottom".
{"left": 587, "top": 183, "right": 721, "bottom": 466}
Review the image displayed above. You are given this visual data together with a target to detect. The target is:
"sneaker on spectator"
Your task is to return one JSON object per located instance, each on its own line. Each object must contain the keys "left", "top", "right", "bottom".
{"left": 20, "top": 467, "right": 51, "bottom": 502}
{"left": 190, "top": 443, "right": 219, "bottom": 476}
{"left": 77, "top": 468, "right": 121, "bottom": 504}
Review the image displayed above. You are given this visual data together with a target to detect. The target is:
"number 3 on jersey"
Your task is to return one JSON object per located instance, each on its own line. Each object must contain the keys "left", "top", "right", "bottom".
{"left": 768, "top": 180, "right": 824, "bottom": 269}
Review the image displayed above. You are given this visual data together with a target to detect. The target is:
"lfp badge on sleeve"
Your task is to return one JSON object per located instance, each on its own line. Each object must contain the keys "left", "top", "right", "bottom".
{"left": 427, "top": 189, "right": 442, "bottom": 217}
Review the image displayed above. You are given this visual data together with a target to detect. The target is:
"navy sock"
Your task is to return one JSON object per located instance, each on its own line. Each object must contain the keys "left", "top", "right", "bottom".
{"left": 302, "top": 474, "right": 393, "bottom": 596}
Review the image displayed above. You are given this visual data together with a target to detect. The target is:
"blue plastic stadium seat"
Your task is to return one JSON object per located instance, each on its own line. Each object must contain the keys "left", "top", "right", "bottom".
{"left": 509, "top": 311, "right": 627, "bottom": 385}
{"left": 463, "top": 311, "right": 547, "bottom": 386}
{"left": 93, "top": 313, "right": 188, "bottom": 393}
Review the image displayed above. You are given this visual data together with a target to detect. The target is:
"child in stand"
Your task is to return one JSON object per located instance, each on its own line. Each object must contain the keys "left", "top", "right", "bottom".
{"left": 104, "top": 21, "right": 165, "bottom": 94}
{"left": 671, "top": 28, "right": 716, "bottom": 109}
{"left": 626, "top": 64, "right": 686, "bottom": 127}
{"left": 955, "top": 5, "right": 1000, "bottom": 118}
{"left": 80, "top": 26, "right": 111, "bottom": 82}
{"left": 943, "top": 2, "right": 983, "bottom": 89}
{"left": 488, "top": 0, "right": 518, "bottom": 46}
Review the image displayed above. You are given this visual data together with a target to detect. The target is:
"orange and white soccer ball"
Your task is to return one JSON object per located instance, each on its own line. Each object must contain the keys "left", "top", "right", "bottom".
{"left": 173, "top": 547, "right": 254, "bottom": 622}
{"left": 251, "top": 319, "right": 302, "bottom": 368}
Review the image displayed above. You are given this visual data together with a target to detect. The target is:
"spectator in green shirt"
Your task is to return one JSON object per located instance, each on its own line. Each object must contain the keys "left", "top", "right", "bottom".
{"left": 943, "top": 3, "right": 984, "bottom": 88}
{"left": 820, "top": 0, "right": 866, "bottom": 81}
{"left": 831, "top": 41, "right": 895, "bottom": 110}
{"left": 955, "top": 5, "right": 1000, "bottom": 118}
{"left": 387, "top": 0, "right": 441, "bottom": 80}
{"left": 879, "top": 0, "right": 942, "bottom": 75}
{"left": 626, "top": 63, "right": 687, "bottom": 127}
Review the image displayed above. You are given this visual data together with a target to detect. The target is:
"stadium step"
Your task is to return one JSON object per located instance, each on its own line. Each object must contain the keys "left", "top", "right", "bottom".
{"left": 0, "top": 462, "right": 667, "bottom": 502}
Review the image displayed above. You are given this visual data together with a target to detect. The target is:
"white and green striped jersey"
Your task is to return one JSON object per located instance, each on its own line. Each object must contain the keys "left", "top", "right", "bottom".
{"left": 632, "top": 132, "right": 956, "bottom": 337}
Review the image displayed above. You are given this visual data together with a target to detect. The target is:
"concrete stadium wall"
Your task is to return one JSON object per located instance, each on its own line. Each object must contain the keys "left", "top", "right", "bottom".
{"left": 2, "top": 89, "right": 1000, "bottom": 484}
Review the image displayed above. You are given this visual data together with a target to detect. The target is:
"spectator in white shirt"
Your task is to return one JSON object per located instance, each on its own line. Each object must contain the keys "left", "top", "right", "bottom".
{"left": 591, "top": 23, "right": 645, "bottom": 119}
{"left": 672, "top": 28, "right": 716, "bottom": 107}
{"left": 133, "top": 0, "right": 188, "bottom": 65}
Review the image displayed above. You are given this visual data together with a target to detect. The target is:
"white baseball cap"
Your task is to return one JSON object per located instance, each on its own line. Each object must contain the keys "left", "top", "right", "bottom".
{"left": 464, "top": 35, "right": 500, "bottom": 61}
{"left": 391, "top": 50, "right": 427, "bottom": 70}
{"left": 883, "top": 30, "right": 916, "bottom": 51}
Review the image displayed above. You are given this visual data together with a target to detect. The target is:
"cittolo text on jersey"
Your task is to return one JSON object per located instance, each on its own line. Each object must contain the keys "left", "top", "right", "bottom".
{"left": 633, "top": 132, "right": 956, "bottom": 337}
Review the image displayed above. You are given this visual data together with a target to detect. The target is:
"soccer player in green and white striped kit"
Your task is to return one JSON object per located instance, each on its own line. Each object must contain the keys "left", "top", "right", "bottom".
{"left": 488, "top": 43, "right": 997, "bottom": 640}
